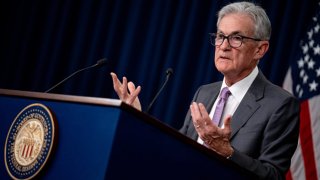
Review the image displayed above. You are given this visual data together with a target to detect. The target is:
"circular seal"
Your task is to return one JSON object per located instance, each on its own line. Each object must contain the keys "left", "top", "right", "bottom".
{"left": 4, "top": 103, "right": 56, "bottom": 180}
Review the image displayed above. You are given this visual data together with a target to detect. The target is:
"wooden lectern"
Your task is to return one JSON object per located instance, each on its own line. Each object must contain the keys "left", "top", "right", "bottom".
{"left": 0, "top": 89, "right": 255, "bottom": 179}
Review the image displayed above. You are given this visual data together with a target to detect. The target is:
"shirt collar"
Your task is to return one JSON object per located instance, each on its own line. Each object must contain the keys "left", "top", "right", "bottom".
{"left": 221, "top": 66, "right": 259, "bottom": 102}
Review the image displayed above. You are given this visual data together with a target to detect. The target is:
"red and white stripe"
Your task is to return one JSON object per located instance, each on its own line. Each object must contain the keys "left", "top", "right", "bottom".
{"left": 283, "top": 68, "right": 320, "bottom": 180}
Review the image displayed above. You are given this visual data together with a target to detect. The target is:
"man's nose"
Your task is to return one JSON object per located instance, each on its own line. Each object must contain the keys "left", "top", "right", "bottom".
{"left": 219, "top": 38, "right": 231, "bottom": 50}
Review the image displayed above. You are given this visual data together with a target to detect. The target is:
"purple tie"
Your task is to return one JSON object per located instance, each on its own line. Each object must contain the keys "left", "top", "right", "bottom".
{"left": 212, "top": 87, "right": 231, "bottom": 126}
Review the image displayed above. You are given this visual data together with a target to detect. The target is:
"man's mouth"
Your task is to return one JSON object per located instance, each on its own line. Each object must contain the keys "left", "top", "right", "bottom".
{"left": 219, "top": 55, "right": 230, "bottom": 60}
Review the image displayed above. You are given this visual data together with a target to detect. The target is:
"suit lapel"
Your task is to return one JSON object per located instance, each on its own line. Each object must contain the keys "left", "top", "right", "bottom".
{"left": 230, "top": 72, "right": 266, "bottom": 139}
{"left": 230, "top": 94, "right": 260, "bottom": 139}
{"left": 204, "top": 84, "right": 220, "bottom": 112}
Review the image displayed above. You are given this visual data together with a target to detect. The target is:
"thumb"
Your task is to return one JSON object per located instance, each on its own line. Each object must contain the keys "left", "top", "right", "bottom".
{"left": 128, "top": 81, "right": 136, "bottom": 94}
{"left": 223, "top": 115, "right": 232, "bottom": 136}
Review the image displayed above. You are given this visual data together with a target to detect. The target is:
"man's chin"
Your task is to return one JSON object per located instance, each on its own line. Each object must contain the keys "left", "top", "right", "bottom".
{"left": 215, "top": 65, "right": 231, "bottom": 74}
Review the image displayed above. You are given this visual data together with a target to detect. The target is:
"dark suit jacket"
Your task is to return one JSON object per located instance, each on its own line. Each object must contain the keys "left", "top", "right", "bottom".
{"left": 179, "top": 71, "right": 300, "bottom": 180}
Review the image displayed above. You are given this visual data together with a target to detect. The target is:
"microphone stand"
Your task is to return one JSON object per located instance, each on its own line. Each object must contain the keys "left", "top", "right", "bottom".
{"left": 145, "top": 68, "right": 173, "bottom": 113}
{"left": 44, "top": 58, "right": 107, "bottom": 93}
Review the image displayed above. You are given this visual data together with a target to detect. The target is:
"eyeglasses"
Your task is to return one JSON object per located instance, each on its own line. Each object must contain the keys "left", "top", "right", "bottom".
{"left": 209, "top": 33, "right": 262, "bottom": 48}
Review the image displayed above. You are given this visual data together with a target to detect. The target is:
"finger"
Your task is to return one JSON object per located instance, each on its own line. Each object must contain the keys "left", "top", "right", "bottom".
{"left": 131, "top": 85, "right": 141, "bottom": 97}
{"left": 198, "top": 103, "right": 211, "bottom": 125}
{"left": 222, "top": 115, "right": 232, "bottom": 137}
{"left": 110, "top": 72, "right": 124, "bottom": 97}
{"left": 128, "top": 81, "right": 136, "bottom": 93}
{"left": 121, "top": 77, "right": 128, "bottom": 97}
{"left": 128, "top": 82, "right": 141, "bottom": 96}
{"left": 190, "top": 102, "right": 201, "bottom": 119}
{"left": 110, "top": 72, "right": 121, "bottom": 88}
{"left": 189, "top": 104, "right": 195, "bottom": 119}
{"left": 190, "top": 103, "right": 200, "bottom": 129}
{"left": 127, "top": 82, "right": 141, "bottom": 104}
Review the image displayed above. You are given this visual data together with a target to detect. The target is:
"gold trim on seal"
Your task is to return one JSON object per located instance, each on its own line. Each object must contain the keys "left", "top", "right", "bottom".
{"left": 4, "top": 103, "right": 55, "bottom": 180}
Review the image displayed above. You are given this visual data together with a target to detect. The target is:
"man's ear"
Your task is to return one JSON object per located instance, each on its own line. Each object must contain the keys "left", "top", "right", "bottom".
{"left": 254, "top": 41, "right": 269, "bottom": 59}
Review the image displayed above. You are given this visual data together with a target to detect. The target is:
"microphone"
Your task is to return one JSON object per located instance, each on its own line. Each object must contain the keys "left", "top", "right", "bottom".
{"left": 45, "top": 58, "right": 108, "bottom": 93}
{"left": 145, "top": 68, "right": 173, "bottom": 113}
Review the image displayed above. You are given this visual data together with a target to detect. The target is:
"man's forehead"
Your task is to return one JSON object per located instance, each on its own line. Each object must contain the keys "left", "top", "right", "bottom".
{"left": 216, "top": 29, "right": 254, "bottom": 36}
{"left": 217, "top": 13, "right": 255, "bottom": 34}
{"left": 216, "top": 30, "right": 242, "bottom": 35}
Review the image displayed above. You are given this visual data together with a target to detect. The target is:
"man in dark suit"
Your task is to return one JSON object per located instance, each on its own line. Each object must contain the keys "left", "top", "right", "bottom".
{"left": 111, "top": 2, "right": 299, "bottom": 179}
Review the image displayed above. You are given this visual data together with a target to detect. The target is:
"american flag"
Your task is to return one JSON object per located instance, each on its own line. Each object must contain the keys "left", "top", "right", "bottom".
{"left": 283, "top": 2, "right": 320, "bottom": 180}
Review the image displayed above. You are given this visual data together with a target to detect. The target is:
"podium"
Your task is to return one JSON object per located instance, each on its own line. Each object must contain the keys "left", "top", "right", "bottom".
{"left": 0, "top": 89, "right": 255, "bottom": 179}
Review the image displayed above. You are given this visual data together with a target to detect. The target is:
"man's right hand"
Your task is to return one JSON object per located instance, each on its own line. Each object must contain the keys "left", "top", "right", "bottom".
{"left": 110, "top": 72, "right": 142, "bottom": 111}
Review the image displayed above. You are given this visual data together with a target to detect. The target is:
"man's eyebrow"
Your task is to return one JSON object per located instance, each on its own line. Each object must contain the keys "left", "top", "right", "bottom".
{"left": 216, "top": 30, "right": 242, "bottom": 35}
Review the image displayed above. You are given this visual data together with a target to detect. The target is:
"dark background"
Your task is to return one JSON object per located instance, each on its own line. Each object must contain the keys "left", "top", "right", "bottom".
{"left": 0, "top": 0, "right": 318, "bottom": 129}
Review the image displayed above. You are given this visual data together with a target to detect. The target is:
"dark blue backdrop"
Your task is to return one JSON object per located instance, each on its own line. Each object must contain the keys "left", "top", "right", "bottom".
{"left": 0, "top": 0, "right": 318, "bottom": 129}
